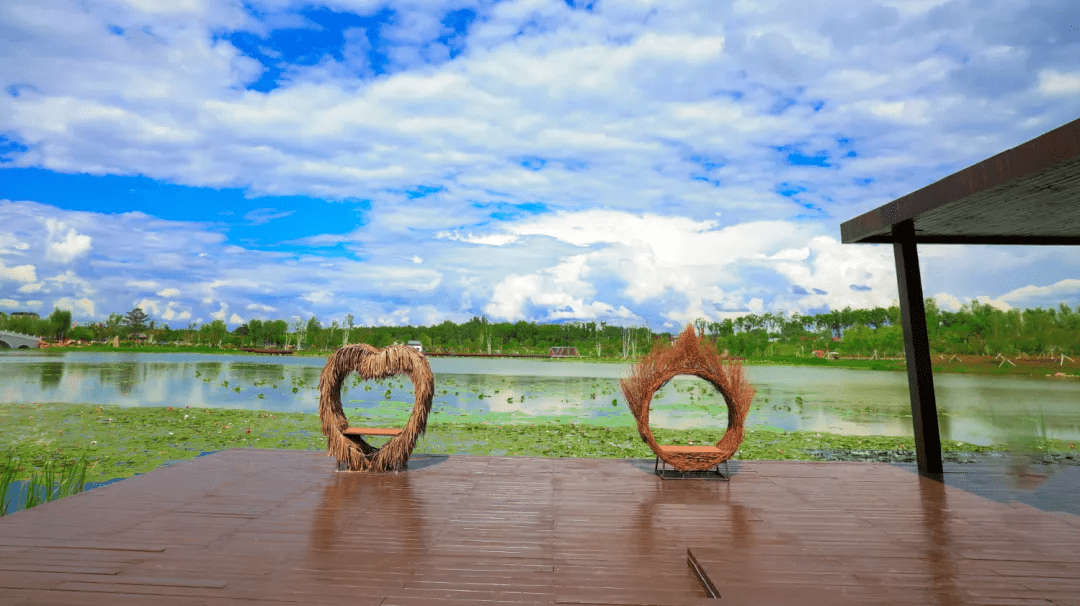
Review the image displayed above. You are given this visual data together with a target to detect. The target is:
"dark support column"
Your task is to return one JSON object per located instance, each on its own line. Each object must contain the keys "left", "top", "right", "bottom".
{"left": 892, "top": 220, "right": 943, "bottom": 476}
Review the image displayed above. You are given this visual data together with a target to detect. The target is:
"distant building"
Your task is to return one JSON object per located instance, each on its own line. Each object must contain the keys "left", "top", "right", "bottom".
{"left": 406, "top": 340, "right": 423, "bottom": 353}
{"left": 548, "top": 346, "right": 579, "bottom": 358}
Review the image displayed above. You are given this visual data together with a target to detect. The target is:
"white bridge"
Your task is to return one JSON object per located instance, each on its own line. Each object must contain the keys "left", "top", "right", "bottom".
{"left": 0, "top": 330, "right": 42, "bottom": 349}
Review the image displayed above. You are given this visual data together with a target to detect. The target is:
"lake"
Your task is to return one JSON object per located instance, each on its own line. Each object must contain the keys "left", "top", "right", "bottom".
{"left": 2, "top": 350, "right": 1078, "bottom": 446}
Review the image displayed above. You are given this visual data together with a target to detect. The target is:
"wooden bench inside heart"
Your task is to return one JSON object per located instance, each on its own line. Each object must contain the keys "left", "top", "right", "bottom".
{"left": 658, "top": 445, "right": 722, "bottom": 454}
{"left": 342, "top": 427, "right": 403, "bottom": 438}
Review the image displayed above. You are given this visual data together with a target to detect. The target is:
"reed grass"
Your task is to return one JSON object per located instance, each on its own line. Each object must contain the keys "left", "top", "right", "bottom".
{"left": 0, "top": 451, "right": 90, "bottom": 516}
{"left": 0, "top": 451, "right": 17, "bottom": 516}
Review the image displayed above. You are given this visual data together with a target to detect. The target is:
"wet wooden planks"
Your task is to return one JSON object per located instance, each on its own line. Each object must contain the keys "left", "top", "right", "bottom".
{"left": 687, "top": 461, "right": 1080, "bottom": 605}
{"left": 0, "top": 450, "right": 1077, "bottom": 605}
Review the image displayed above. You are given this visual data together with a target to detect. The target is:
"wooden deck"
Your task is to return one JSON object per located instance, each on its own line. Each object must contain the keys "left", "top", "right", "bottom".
{"left": 1, "top": 450, "right": 1078, "bottom": 605}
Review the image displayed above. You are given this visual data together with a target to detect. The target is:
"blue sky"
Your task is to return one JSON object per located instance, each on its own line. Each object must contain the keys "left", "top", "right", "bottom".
{"left": 1, "top": 0, "right": 1079, "bottom": 330}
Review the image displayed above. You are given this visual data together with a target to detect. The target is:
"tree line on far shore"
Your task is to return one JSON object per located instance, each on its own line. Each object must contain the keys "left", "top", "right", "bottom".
{"left": 2, "top": 300, "right": 1078, "bottom": 358}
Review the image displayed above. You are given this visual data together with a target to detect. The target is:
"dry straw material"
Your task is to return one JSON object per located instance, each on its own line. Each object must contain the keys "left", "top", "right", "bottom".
{"left": 621, "top": 325, "right": 756, "bottom": 471}
{"left": 318, "top": 343, "right": 434, "bottom": 472}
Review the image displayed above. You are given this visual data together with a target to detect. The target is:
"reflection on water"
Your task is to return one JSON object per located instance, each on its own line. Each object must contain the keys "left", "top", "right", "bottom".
{"left": 1, "top": 350, "right": 1079, "bottom": 445}
{"left": 40, "top": 361, "right": 64, "bottom": 390}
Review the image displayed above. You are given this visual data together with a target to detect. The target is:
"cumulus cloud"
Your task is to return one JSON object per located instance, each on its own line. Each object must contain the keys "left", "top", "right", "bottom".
{"left": 161, "top": 302, "right": 192, "bottom": 322}
{"left": 486, "top": 253, "right": 637, "bottom": 323}
{"left": 44, "top": 219, "right": 92, "bottom": 263}
{"left": 998, "top": 278, "right": 1080, "bottom": 309}
{"left": 210, "top": 302, "right": 229, "bottom": 321}
{"left": 52, "top": 296, "right": 95, "bottom": 318}
{"left": 477, "top": 210, "right": 900, "bottom": 325}
{"left": 0, "top": 235, "right": 31, "bottom": 256}
{"left": 933, "top": 292, "right": 963, "bottom": 312}
{"left": 0, "top": 261, "right": 37, "bottom": 283}
{"left": 1038, "top": 69, "right": 1080, "bottom": 95}
{"left": 134, "top": 298, "right": 163, "bottom": 316}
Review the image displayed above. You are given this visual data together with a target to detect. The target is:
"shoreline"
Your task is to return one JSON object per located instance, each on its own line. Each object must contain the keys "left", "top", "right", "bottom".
{"left": 9, "top": 344, "right": 1080, "bottom": 379}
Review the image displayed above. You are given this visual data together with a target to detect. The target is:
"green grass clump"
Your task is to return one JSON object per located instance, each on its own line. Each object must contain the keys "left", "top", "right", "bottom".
{"left": 1, "top": 451, "right": 89, "bottom": 516}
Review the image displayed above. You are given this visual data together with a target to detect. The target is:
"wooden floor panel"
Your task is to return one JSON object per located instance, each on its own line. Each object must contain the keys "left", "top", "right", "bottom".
{"left": 1, "top": 450, "right": 1077, "bottom": 605}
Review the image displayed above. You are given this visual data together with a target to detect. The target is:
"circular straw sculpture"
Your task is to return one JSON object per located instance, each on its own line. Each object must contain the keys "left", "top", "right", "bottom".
{"left": 318, "top": 343, "right": 434, "bottom": 472}
{"left": 621, "top": 325, "right": 756, "bottom": 472}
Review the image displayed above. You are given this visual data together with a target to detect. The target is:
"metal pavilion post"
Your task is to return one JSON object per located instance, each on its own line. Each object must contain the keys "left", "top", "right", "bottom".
{"left": 892, "top": 220, "right": 943, "bottom": 476}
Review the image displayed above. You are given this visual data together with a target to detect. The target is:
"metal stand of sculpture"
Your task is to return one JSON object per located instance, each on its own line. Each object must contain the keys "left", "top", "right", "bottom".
{"left": 621, "top": 325, "right": 756, "bottom": 472}
{"left": 318, "top": 343, "right": 434, "bottom": 472}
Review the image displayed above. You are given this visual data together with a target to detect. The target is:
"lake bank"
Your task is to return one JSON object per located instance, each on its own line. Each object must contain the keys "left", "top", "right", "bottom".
{"left": 24, "top": 344, "right": 1080, "bottom": 378}
{"left": 3, "top": 403, "right": 1076, "bottom": 484}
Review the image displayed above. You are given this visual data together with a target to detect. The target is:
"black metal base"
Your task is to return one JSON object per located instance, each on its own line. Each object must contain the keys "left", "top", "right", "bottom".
{"left": 655, "top": 458, "right": 730, "bottom": 481}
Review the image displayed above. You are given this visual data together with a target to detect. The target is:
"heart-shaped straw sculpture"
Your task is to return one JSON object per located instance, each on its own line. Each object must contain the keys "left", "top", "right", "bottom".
{"left": 318, "top": 343, "right": 434, "bottom": 472}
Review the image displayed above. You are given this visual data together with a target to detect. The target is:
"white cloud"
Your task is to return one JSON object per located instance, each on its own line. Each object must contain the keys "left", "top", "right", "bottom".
{"left": 134, "top": 298, "right": 163, "bottom": 316}
{"left": 17, "top": 282, "right": 44, "bottom": 293}
{"left": 0, "top": 262, "right": 37, "bottom": 283}
{"left": 436, "top": 231, "right": 520, "bottom": 246}
{"left": 0, "top": 298, "right": 22, "bottom": 308}
{"left": 210, "top": 302, "right": 229, "bottom": 321}
{"left": 44, "top": 219, "right": 92, "bottom": 263}
{"left": 932, "top": 292, "right": 963, "bottom": 312}
{"left": 229, "top": 313, "right": 244, "bottom": 324}
{"left": 161, "top": 302, "right": 192, "bottom": 322}
{"left": 1037, "top": 69, "right": 1080, "bottom": 96}
{"left": 486, "top": 253, "right": 636, "bottom": 323}
{"left": 0, "top": 235, "right": 30, "bottom": 256}
{"left": 1000, "top": 278, "right": 1080, "bottom": 303}
{"left": 983, "top": 278, "right": 1080, "bottom": 311}
{"left": 974, "top": 295, "right": 1012, "bottom": 312}
{"left": 772, "top": 236, "right": 898, "bottom": 312}
{"left": 244, "top": 208, "right": 295, "bottom": 225}
{"left": 45, "top": 270, "right": 95, "bottom": 297}
{"left": 52, "top": 297, "right": 96, "bottom": 317}
{"left": 476, "top": 210, "right": 900, "bottom": 325}
{"left": 301, "top": 291, "right": 334, "bottom": 305}
{"left": 157, "top": 288, "right": 181, "bottom": 297}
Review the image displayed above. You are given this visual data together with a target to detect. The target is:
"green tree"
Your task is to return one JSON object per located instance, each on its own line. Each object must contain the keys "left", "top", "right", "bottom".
{"left": 47, "top": 308, "right": 72, "bottom": 341}
{"left": 206, "top": 319, "right": 227, "bottom": 346}
{"left": 305, "top": 316, "right": 322, "bottom": 349}
{"left": 104, "top": 313, "right": 124, "bottom": 338}
{"left": 123, "top": 308, "right": 149, "bottom": 336}
{"left": 68, "top": 325, "right": 94, "bottom": 342}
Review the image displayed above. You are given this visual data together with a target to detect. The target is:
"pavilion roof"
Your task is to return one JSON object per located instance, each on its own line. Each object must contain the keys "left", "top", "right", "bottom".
{"left": 840, "top": 117, "right": 1080, "bottom": 245}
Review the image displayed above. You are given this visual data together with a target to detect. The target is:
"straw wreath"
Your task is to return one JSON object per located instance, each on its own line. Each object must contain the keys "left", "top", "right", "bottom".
{"left": 621, "top": 324, "right": 756, "bottom": 471}
{"left": 318, "top": 343, "right": 434, "bottom": 472}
